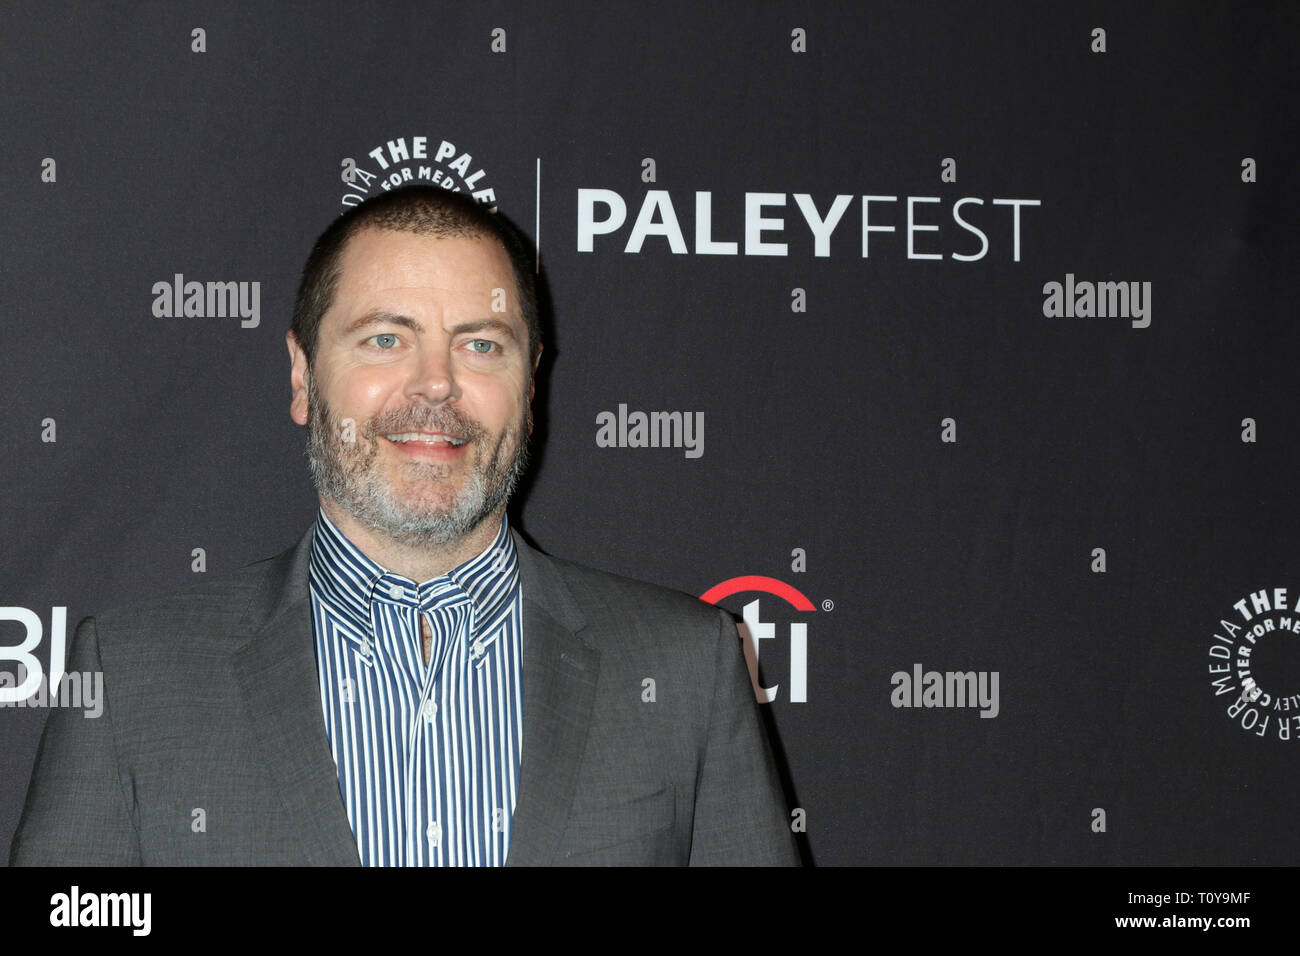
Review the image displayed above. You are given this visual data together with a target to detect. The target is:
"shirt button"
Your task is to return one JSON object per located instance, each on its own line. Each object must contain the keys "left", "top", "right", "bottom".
{"left": 360, "top": 639, "right": 372, "bottom": 657}
{"left": 422, "top": 700, "right": 438, "bottom": 721}
{"left": 427, "top": 822, "right": 441, "bottom": 845}
{"left": 387, "top": 583, "right": 404, "bottom": 600}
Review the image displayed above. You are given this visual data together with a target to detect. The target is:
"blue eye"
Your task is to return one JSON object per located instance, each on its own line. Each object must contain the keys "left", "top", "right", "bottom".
{"left": 467, "top": 339, "right": 496, "bottom": 354}
{"left": 370, "top": 333, "right": 398, "bottom": 349}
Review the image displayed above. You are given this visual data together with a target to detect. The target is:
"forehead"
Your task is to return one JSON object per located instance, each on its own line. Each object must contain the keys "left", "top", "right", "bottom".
{"left": 330, "top": 227, "right": 517, "bottom": 314}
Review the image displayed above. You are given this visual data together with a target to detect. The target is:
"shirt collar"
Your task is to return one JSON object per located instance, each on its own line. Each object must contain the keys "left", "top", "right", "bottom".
{"left": 308, "top": 507, "right": 520, "bottom": 635}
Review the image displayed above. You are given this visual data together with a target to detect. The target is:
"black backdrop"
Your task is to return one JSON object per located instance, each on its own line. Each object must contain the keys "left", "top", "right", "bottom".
{"left": 3, "top": 1, "right": 1298, "bottom": 866}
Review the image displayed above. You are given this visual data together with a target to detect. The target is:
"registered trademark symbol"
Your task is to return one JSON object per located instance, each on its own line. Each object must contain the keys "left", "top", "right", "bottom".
{"left": 821, "top": 599, "right": 834, "bottom": 612}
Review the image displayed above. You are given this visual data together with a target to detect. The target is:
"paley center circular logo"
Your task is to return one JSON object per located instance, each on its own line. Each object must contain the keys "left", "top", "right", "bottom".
{"left": 1207, "top": 587, "right": 1300, "bottom": 742}
{"left": 339, "top": 134, "right": 497, "bottom": 210}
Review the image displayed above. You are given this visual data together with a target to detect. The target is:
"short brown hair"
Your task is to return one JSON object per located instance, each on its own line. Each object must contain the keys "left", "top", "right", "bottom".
{"left": 291, "top": 186, "right": 539, "bottom": 368}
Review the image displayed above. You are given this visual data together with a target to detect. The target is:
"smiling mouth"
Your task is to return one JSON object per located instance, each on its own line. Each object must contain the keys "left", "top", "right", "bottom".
{"left": 384, "top": 432, "right": 468, "bottom": 446}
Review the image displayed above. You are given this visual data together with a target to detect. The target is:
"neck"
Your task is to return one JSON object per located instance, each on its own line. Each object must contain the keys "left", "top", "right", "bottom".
{"left": 319, "top": 497, "right": 504, "bottom": 582}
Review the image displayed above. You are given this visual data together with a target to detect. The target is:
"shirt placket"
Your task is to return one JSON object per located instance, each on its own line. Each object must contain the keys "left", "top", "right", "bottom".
{"left": 411, "top": 590, "right": 472, "bottom": 865}
{"left": 368, "top": 596, "right": 411, "bottom": 867}
{"left": 411, "top": 608, "right": 438, "bottom": 865}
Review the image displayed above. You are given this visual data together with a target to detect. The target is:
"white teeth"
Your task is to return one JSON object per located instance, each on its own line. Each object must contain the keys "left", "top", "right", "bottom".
{"left": 385, "top": 432, "right": 466, "bottom": 445}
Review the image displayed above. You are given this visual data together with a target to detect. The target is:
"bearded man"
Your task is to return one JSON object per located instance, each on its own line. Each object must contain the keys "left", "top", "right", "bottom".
{"left": 10, "top": 186, "right": 798, "bottom": 866}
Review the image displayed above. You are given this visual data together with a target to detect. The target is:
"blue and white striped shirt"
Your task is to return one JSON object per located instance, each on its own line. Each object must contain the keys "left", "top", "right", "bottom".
{"left": 308, "top": 508, "right": 524, "bottom": 866}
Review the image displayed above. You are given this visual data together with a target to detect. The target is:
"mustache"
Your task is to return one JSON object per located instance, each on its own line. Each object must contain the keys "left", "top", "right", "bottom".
{"left": 362, "top": 404, "right": 485, "bottom": 441}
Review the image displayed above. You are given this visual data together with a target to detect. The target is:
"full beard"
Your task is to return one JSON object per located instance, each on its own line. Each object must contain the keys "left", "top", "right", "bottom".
{"left": 304, "top": 372, "right": 530, "bottom": 549}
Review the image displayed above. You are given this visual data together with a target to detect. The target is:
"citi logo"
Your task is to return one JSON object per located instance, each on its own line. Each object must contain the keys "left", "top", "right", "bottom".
{"left": 595, "top": 404, "right": 704, "bottom": 459}
{"left": 1042, "top": 273, "right": 1151, "bottom": 328}
{"left": 701, "top": 576, "right": 815, "bottom": 703}
{"left": 151, "top": 274, "right": 261, "bottom": 328}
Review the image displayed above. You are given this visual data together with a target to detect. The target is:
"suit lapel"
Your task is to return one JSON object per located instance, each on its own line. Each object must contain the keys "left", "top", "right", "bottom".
{"left": 231, "top": 527, "right": 361, "bottom": 866}
{"left": 505, "top": 531, "right": 600, "bottom": 866}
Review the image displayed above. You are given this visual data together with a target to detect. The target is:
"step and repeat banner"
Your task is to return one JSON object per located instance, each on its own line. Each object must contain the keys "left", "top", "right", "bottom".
{"left": 2, "top": 1, "right": 1297, "bottom": 866}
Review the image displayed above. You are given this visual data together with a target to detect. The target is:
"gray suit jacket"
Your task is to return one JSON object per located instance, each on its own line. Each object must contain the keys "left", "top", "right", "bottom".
{"left": 9, "top": 527, "right": 799, "bottom": 866}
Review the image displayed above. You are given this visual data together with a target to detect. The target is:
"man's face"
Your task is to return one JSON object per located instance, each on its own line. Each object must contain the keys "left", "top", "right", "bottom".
{"left": 288, "top": 228, "right": 537, "bottom": 549}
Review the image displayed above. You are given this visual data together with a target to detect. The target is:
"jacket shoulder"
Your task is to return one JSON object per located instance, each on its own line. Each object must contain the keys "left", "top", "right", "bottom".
{"left": 523, "top": 544, "right": 728, "bottom": 643}
{"left": 89, "top": 535, "right": 305, "bottom": 649}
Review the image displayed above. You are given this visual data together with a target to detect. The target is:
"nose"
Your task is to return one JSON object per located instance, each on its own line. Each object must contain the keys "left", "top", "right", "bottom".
{"left": 405, "top": 341, "right": 461, "bottom": 406}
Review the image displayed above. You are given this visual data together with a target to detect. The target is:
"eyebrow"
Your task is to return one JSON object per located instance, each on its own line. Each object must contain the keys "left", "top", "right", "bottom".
{"left": 343, "top": 311, "right": 519, "bottom": 341}
{"left": 446, "top": 319, "right": 519, "bottom": 341}
{"left": 344, "top": 310, "right": 424, "bottom": 335}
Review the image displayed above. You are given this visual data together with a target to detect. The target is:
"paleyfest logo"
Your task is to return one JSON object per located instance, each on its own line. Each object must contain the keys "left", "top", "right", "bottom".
{"left": 1208, "top": 587, "right": 1300, "bottom": 742}
{"left": 339, "top": 135, "right": 497, "bottom": 210}
{"left": 702, "top": 576, "right": 824, "bottom": 704}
